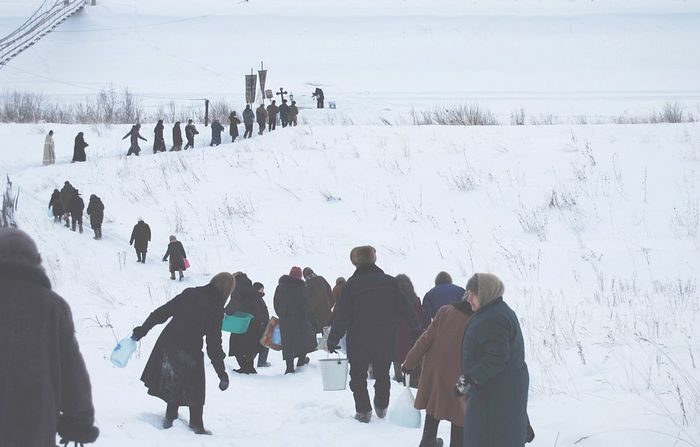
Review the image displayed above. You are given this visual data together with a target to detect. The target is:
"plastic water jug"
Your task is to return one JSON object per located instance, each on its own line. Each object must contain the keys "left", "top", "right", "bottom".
{"left": 110, "top": 336, "right": 137, "bottom": 368}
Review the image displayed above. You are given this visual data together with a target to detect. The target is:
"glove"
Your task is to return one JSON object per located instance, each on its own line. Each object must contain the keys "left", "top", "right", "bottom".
{"left": 219, "top": 373, "right": 229, "bottom": 391}
{"left": 327, "top": 342, "right": 338, "bottom": 354}
{"left": 131, "top": 326, "right": 147, "bottom": 341}
{"left": 454, "top": 374, "right": 475, "bottom": 397}
{"left": 57, "top": 415, "right": 100, "bottom": 444}
{"left": 162, "top": 257, "right": 167, "bottom": 262}
{"left": 401, "top": 364, "right": 412, "bottom": 375}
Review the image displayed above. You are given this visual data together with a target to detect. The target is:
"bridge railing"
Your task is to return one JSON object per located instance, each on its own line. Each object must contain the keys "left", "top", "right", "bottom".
{"left": 0, "top": 0, "right": 86, "bottom": 67}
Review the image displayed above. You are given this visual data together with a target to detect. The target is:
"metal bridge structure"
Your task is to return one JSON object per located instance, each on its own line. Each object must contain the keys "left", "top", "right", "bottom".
{"left": 0, "top": 0, "right": 87, "bottom": 69}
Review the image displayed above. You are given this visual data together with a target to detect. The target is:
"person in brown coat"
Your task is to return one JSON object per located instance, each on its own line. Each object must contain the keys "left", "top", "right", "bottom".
{"left": 302, "top": 267, "right": 332, "bottom": 333}
{"left": 403, "top": 299, "right": 473, "bottom": 447}
{"left": 331, "top": 276, "right": 345, "bottom": 310}
{"left": 394, "top": 274, "right": 424, "bottom": 383}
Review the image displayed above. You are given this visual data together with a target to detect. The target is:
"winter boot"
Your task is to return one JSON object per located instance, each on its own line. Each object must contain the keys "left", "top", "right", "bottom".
{"left": 170, "top": 273, "right": 176, "bottom": 280}
{"left": 296, "top": 356, "right": 310, "bottom": 367}
{"left": 189, "top": 425, "right": 212, "bottom": 435}
{"left": 93, "top": 229, "right": 99, "bottom": 240}
{"left": 354, "top": 411, "right": 372, "bottom": 423}
{"left": 163, "top": 417, "right": 175, "bottom": 429}
{"left": 375, "top": 406, "right": 388, "bottom": 419}
{"left": 284, "top": 359, "right": 295, "bottom": 374}
{"left": 79, "top": 222, "right": 83, "bottom": 234}
{"left": 179, "top": 271, "right": 184, "bottom": 281}
{"left": 142, "top": 253, "right": 146, "bottom": 263}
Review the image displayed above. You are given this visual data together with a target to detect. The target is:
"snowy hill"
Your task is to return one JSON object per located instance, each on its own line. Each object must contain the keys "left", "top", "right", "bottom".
{"left": 1, "top": 0, "right": 700, "bottom": 445}
{"left": 2, "top": 120, "right": 700, "bottom": 446}
{"left": 1, "top": 0, "right": 699, "bottom": 121}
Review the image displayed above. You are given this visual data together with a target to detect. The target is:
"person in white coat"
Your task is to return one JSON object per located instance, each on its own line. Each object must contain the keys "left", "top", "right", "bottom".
{"left": 43, "top": 130, "right": 56, "bottom": 165}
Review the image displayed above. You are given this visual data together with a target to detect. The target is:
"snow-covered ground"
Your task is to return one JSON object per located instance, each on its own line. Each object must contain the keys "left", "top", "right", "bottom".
{"left": 2, "top": 120, "right": 699, "bottom": 446}
{"left": 2, "top": 0, "right": 700, "bottom": 446}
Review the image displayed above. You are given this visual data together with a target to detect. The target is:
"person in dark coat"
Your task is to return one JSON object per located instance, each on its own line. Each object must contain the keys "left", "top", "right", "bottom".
{"left": 0, "top": 229, "right": 99, "bottom": 446}
{"left": 49, "top": 188, "right": 63, "bottom": 222}
{"left": 255, "top": 104, "right": 267, "bottom": 135}
{"left": 129, "top": 217, "right": 151, "bottom": 263}
{"left": 331, "top": 276, "right": 345, "bottom": 311}
{"left": 266, "top": 100, "right": 278, "bottom": 131}
{"left": 327, "top": 246, "right": 420, "bottom": 423}
{"left": 273, "top": 266, "right": 318, "bottom": 374}
{"left": 288, "top": 100, "right": 299, "bottom": 126}
{"left": 423, "top": 271, "right": 465, "bottom": 322}
{"left": 72, "top": 132, "right": 88, "bottom": 162}
{"left": 59, "top": 181, "right": 77, "bottom": 226}
{"left": 302, "top": 267, "right": 332, "bottom": 333}
{"left": 162, "top": 235, "right": 187, "bottom": 280}
{"left": 69, "top": 190, "right": 85, "bottom": 233}
{"left": 312, "top": 88, "right": 324, "bottom": 108}
{"left": 279, "top": 99, "right": 290, "bottom": 128}
{"left": 253, "top": 282, "right": 272, "bottom": 368}
{"left": 393, "top": 274, "right": 424, "bottom": 383}
{"left": 123, "top": 123, "right": 147, "bottom": 156}
{"left": 171, "top": 121, "right": 183, "bottom": 151}
{"left": 86, "top": 194, "right": 104, "bottom": 239}
{"left": 131, "top": 272, "right": 235, "bottom": 434}
{"left": 184, "top": 119, "right": 199, "bottom": 149}
{"left": 242, "top": 106, "right": 254, "bottom": 139}
{"left": 229, "top": 111, "right": 241, "bottom": 142}
{"left": 460, "top": 273, "right": 532, "bottom": 447}
{"left": 153, "top": 120, "right": 166, "bottom": 153}
{"left": 224, "top": 273, "right": 268, "bottom": 374}
{"left": 209, "top": 119, "right": 224, "bottom": 146}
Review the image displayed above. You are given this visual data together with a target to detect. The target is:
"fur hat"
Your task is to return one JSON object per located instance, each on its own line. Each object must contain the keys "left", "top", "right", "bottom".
{"left": 350, "top": 245, "right": 376, "bottom": 266}
{"left": 0, "top": 228, "right": 42, "bottom": 266}
{"left": 289, "top": 266, "right": 303, "bottom": 280}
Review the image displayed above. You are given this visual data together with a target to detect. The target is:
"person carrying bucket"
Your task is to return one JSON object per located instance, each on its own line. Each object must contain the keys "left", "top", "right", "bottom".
{"left": 327, "top": 246, "right": 420, "bottom": 423}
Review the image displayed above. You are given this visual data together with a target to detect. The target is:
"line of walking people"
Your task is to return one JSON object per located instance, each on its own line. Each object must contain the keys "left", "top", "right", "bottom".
{"left": 48, "top": 181, "right": 104, "bottom": 239}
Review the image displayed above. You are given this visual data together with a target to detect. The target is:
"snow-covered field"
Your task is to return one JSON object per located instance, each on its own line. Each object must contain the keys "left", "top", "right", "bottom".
{"left": 2, "top": 0, "right": 700, "bottom": 446}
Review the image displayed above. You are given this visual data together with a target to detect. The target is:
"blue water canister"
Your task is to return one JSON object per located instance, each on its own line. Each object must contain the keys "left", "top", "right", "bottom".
{"left": 110, "top": 336, "right": 137, "bottom": 368}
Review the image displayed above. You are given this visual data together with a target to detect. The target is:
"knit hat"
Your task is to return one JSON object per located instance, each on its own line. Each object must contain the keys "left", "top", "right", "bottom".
{"left": 350, "top": 245, "right": 376, "bottom": 266}
{"left": 169, "top": 235, "right": 177, "bottom": 242}
{"left": 289, "top": 266, "right": 303, "bottom": 280}
{"left": 0, "top": 228, "right": 42, "bottom": 266}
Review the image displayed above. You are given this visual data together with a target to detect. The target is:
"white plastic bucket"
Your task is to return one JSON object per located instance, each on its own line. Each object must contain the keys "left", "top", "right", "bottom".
{"left": 319, "top": 355, "right": 349, "bottom": 391}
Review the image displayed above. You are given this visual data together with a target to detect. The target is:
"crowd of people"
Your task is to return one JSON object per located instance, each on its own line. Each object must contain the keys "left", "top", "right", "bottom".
{"left": 0, "top": 225, "right": 533, "bottom": 446}
{"left": 40, "top": 101, "right": 303, "bottom": 164}
{"left": 48, "top": 180, "right": 104, "bottom": 238}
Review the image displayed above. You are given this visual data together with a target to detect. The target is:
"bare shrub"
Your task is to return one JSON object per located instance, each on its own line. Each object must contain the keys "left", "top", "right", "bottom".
{"left": 411, "top": 104, "right": 498, "bottom": 126}
{"left": 516, "top": 206, "right": 548, "bottom": 241}
{"left": 510, "top": 108, "right": 526, "bottom": 125}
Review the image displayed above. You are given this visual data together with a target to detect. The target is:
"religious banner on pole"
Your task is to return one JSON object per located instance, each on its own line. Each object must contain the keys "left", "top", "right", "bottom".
{"left": 258, "top": 68, "right": 267, "bottom": 103}
{"left": 245, "top": 73, "right": 257, "bottom": 104}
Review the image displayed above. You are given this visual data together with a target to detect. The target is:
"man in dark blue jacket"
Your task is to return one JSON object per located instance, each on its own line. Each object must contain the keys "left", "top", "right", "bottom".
{"left": 327, "top": 246, "right": 419, "bottom": 423}
{"left": 422, "top": 271, "right": 465, "bottom": 322}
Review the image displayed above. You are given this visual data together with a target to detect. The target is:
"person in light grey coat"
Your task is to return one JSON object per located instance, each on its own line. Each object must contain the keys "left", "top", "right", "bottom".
{"left": 460, "top": 273, "right": 532, "bottom": 447}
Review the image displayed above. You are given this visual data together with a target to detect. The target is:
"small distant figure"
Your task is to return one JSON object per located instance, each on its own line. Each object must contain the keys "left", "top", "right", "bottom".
{"left": 184, "top": 119, "right": 199, "bottom": 150}
{"left": 171, "top": 121, "right": 183, "bottom": 151}
{"left": 130, "top": 217, "right": 151, "bottom": 263}
{"left": 72, "top": 132, "right": 88, "bottom": 162}
{"left": 242, "top": 106, "right": 255, "bottom": 139}
{"left": 255, "top": 104, "right": 267, "bottom": 135}
{"left": 48, "top": 188, "right": 63, "bottom": 222}
{"left": 229, "top": 111, "right": 241, "bottom": 143}
{"left": 312, "top": 88, "right": 324, "bottom": 109}
{"left": 59, "top": 181, "right": 76, "bottom": 226}
{"left": 289, "top": 101, "right": 299, "bottom": 127}
{"left": 210, "top": 119, "right": 224, "bottom": 147}
{"left": 86, "top": 194, "right": 104, "bottom": 240}
{"left": 0, "top": 229, "right": 99, "bottom": 446}
{"left": 43, "top": 130, "right": 55, "bottom": 165}
{"left": 153, "top": 120, "right": 166, "bottom": 153}
{"left": 69, "top": 190, "right": 85, "bottom": 233}
{"left": 162, "top": 235, "right": 187, "bottom": 280}
{"left": 123, "top": 123, "right": 147, "bottom": 156}
{"left": 266, "top": 100, "right": 278, "bottom": 131}
{"left": 331, "top": 276, "right": 345, "bottom": 311}
{"left": 279, "top": 99, "right": 290, "bottom": 128}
